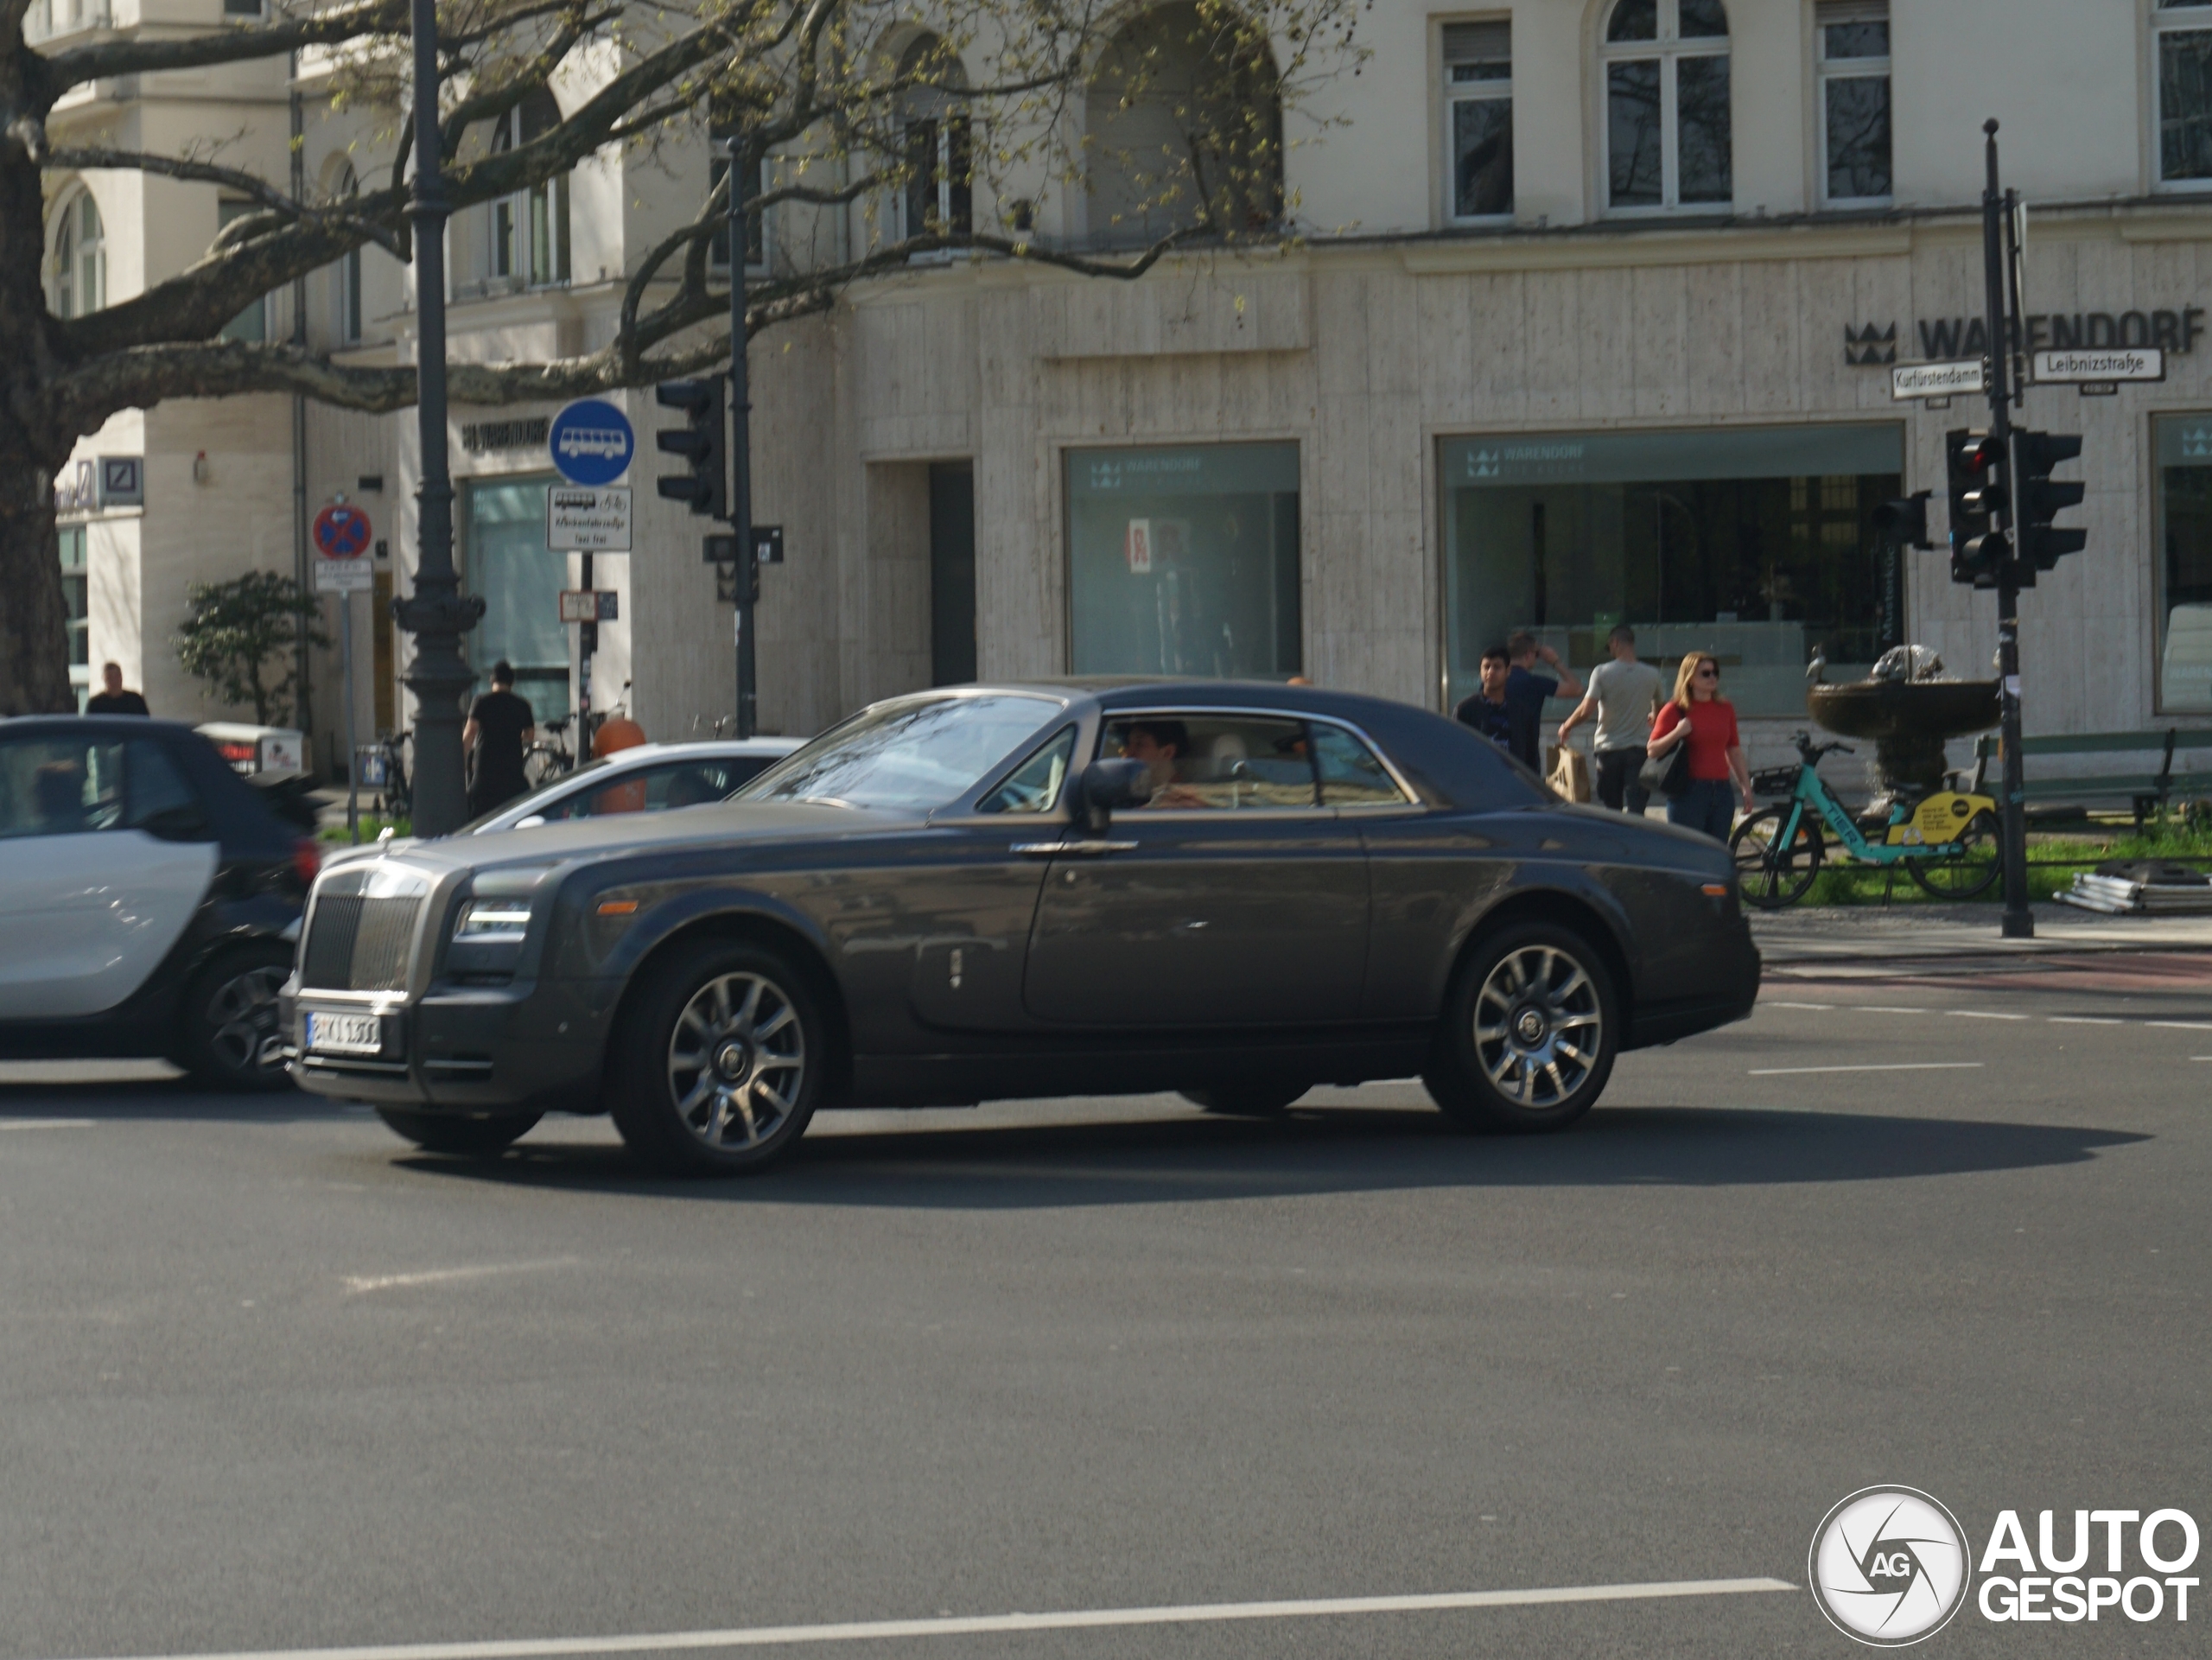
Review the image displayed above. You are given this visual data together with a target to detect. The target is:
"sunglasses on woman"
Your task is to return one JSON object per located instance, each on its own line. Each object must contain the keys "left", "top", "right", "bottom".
{"left": 1695, "top": 664, "right": 1719, "bottom": 679}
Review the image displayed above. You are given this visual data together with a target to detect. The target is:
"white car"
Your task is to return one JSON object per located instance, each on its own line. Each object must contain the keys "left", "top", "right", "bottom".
{"left": 462, "top": 739, "right": 805, "bottom": 835}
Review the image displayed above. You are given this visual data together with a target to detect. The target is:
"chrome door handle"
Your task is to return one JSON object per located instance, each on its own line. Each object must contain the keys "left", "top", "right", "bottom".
{"left": 1010, "top": 839, "right": 1140, "bottom": 856}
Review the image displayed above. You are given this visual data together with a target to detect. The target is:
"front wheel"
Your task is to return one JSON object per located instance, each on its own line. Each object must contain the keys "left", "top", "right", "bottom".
{"left": 1731, "top": 808, "right": 1825, "bottom": 909}
{"left": 178, "top": 943, "right": 296, "bottom": 1092}
{"left": 1422, "top": 923, "right": 1618, "bottom": 1135}
{"left": 1906, "top": 812, "right": 2003, "bottom": 900}
{"left": 607, "top": 940, "right": 826, "bottom": 1175}
{"left": 376, "top": 1108, "right": 543, "bottom": 1155}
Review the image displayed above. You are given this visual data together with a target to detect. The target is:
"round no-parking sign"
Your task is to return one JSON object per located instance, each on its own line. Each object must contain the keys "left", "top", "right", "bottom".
{"left": 313, "top": 503, "right": 372, "bottom": 557}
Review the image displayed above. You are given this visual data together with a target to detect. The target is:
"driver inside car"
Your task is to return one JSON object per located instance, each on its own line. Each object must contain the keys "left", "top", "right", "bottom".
{"left": 1117, "top": 720, "right": 1205, "bottom": 809}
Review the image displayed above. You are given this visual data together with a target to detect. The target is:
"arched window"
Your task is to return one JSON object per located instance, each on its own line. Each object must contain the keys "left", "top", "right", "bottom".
{"left": 332, "top": 162, "right": 363, "bottom": 342}
{"left": 1600, "top": 0, "right": 1731, "bottom": 213}
{"left": 1084, "top": 2, "right": 1283, "bottom": 250}
{"left": 896, "top": 33, "right": 972, "bottom": 241}
{"left": 52, "top": 189, "right": 104, "bottom": 318}
{"left": 488, "top": 89, "right": 570, "bottom": 287}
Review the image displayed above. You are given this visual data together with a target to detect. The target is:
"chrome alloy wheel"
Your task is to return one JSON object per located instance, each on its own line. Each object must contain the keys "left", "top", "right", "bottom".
{"left": 666, "top": 971, "right": 807, "bottom": 1150}
{"left": 1471, "top": 944, "right": 1603, "bottom": 1109}
{"left": 204, "top": 964, "right": 290, "bottom": 1076}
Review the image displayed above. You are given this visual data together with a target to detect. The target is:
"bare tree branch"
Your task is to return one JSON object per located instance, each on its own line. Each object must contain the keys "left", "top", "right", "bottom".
{"left": 44, "top": 145, "right": 408, "bottom": 258}
{"left": 38, "top": 0, "right": 413, "bottom": 99}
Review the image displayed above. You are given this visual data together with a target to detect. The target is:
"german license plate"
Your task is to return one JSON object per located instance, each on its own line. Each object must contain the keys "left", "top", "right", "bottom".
{"left": 306, "top": 1009, "right": 382, "bottom": 1055}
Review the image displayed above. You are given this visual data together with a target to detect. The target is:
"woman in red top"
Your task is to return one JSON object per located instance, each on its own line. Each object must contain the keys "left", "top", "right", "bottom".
{"left": 1646, "top": 652, "right": 1754, "bottom": 841}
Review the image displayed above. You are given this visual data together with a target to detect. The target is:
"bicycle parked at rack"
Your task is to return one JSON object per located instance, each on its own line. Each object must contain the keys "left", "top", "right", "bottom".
{"left": 359, "top": 728, "right": 412, "bottom": 821}
{"left": 523, "top": 715, "right": 575, "bottom": 789}
{"left": 1730, "top": 731, "right": 2004, "bottom": 908}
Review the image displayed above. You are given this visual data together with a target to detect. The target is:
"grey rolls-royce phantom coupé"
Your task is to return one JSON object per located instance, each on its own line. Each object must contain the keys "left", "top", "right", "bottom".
{"left": 283, "top": 681, "right": 1759, "bottom": 1173}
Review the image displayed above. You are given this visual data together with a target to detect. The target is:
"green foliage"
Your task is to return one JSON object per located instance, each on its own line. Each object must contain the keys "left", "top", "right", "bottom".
{"left": 174, "top": 571, "right": 332, "bottom": 726}
{"left": 1783, "top": 815, "right": 2212, "bottom": 906}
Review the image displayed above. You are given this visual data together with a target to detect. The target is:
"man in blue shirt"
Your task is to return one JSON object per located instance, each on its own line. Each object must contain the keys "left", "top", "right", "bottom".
{"left": 1501, "top": 631, "right": 1583, "bottom": 773}
{"left": 1452, "top": 646, "right": 1517, "bottom": 753}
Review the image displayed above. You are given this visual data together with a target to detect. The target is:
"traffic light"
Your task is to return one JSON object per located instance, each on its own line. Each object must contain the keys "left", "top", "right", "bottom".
{"left": 2016, "top": 429, "right": 2086, "bottom": 576}
{"left": 1872, "top": 491, "right": 1934, "bottom": 550}
{"left": 1947, "top": 428, "right": 2008, "bottom": 588}
{"left": 654, "top": 376, "right": 728, "bottom": 518}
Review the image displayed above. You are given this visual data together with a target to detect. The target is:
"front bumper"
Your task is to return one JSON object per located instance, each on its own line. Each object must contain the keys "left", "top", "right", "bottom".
{"left": 283, "top": 977, "right": 614, "bottom": 1116}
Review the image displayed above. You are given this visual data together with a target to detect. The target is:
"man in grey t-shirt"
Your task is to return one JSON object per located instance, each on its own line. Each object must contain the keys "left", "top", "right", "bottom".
{"left": 1559, "top": 625, "right": 1665, "bottom": 814}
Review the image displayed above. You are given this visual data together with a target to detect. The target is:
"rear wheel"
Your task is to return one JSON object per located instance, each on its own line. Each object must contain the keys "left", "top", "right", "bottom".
{"left": 375, "top": 1108, "right": 543, "bottom": 1155}
{"left": 1179, "top": 1084, "right": 1309, "bottom": 1116}
{"left": 1731, "top": 808, "right": 1825, "bottom": 909}
{"left": 607, "top": 940, "right": 825, "bottom": 1175}
{"left": 1906, "top": 811, "right": 2003, "bottom": 900}
{"left": 178, "top": 942, "right": 296, "bottom": 1092}
{"left": 1422, "top": 923, "right": 1618, "bottom": 1135}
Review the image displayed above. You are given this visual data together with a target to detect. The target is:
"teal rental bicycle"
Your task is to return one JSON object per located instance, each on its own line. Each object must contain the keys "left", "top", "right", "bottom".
{"left": 1729, "top": 731, "right": 2004, "bottom": 909}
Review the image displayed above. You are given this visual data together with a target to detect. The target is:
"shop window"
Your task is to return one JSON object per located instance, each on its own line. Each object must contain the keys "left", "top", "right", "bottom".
{"left": 58, "top": 524, "right": 89, "bottom": 708}
{"left": 51, "top": 189, "right": 103, "bottom": 319}
{"left": 2155, "top": 416, "right": 2212, "bottom": 709}
{"left": 1440, "top": 425, "right": 1904, "bottom": 720}
{"left": 465, "top": 479, "right": 571, "bottom": 726}
{"left": 1065, "top": 442, "right": 1300, "bottom": 678}
{"left": 1442, "top": 21, "right": 1512, "bottom": 223}
{"left": 2158, "top": 2, "right": 2212, "bottom": 186}
{"left": 1600, "top": 0, "right": 1731, "bottom": 214}
{"left": 1816, "top": 2, "right": 1890, "bottom": 206}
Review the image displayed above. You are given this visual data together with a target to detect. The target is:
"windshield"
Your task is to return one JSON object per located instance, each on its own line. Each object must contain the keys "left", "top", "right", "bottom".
{"left": 737, "top": 692, "right": 1063, "bottom": 812}
{"left": 455, "top": 755, "right": 625, "bottom": 834}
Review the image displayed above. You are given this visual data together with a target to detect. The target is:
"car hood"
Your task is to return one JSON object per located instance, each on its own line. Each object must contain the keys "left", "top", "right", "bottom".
{"left": 353, "top": 799, "right": 928, "bottom": 875}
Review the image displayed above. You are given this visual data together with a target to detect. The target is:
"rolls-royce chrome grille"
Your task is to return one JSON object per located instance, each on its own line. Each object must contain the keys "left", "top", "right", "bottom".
{"left": 299, "top": 867, "right": 429, "bottom": 992}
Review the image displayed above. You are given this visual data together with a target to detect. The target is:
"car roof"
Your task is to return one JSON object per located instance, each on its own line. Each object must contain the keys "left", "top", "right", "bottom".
{"left": 582, "top": 738, "right": 804, "bottom": 767}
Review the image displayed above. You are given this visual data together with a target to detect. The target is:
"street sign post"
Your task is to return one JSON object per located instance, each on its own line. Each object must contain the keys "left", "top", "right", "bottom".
{"left": 547, "top": 402, "right": 635, "bottom": 739}
{"left": 1891, "top": 359, "right": 1989, "bottom": 401}
{"left": 311, "top": 500, "right": 373, "bottom": 839}
{"left": 547, "top": 486, "right": 632, "bottom": 551}
{"left": 2031, "top": 347, "right": 2165, "bottom": 386}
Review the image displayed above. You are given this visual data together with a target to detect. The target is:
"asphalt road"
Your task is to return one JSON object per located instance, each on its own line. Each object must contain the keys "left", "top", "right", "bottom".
{"left": 4, "top": 955, "right": 2209, "bottom": 1660}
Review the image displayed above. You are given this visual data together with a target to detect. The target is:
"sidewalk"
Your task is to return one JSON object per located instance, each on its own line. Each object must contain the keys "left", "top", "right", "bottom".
{"left": 1749, "top": 901, "right": 2212, "bottom": 965}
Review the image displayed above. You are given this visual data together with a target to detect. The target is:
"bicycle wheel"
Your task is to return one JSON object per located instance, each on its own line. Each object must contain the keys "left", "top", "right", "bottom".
{"left": 1731, "top": 807, "right": 1824, "bottom": 908}
{"left": 522, "top": 743, "right": 567, "bottom": 789}
{"left": 1906, "top": 811, "right": 2003, "bottom": 900}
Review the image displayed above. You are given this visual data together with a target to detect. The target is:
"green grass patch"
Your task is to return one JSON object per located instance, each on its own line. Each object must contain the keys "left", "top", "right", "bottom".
{"left": 319, "top": 814, "right": 410, "bottom": 844}
{"left": 1775, "top": 816, "right": 2212, "bottom": 907}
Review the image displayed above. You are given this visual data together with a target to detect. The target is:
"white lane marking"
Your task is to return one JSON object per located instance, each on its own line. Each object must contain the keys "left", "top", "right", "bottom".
{"left": 1764, "top": 1002, "right": 1834, "bottom": 1011}
{"left": 1947, "top": 1010, "right": 2029, "bottom": 1021}
{"left": 0, "top": 1117, "right": 97, "bottom": 1130}
{"left": 2147, "top": 1021, "right": 2212, "bottom": 1032}
{"left": 1853, "top": 1006, "right": 1929, "bottom": 1015}
{"left": 342, "top": 1258, "right": 576, "bottom": 1295}
{"left": 1748, "top": 1062, "right": 1985, "bottom": 1077}
{"left": 62, "top": 1579, "right": 1799, "bottom": 1660}
{"left": 2048, "top": 1016, "right": 2122, "bottom": 1026}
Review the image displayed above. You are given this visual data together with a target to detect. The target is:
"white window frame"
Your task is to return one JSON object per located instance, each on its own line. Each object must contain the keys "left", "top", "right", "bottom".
{"left": 485, "top": 100, "right": 572, "bottom": 290}
{"left": 1440, "top": 19, "right": 1513, "bottom": 226}
{"left": 895, "top": 115, "right": 975, "bottom": 250}
{"left": 1815, "top": 1, "right": 1891, "bottom": 208}
{"left": 2156, "top": 1, "right": 2212, "bottom": 192}
{"left": 332, "top": 162, "right": 364, "bottom": 344}
{"left": 1598, "top": 0, "right": 1732, "bottom": 218}
{"left": 218, "top": 198, "right": 267, "bottom": 342}
{"left": 708, "top": 147, "right": 772, "bottom": 278}
{"left": 51, "top": 188, "right": 104, "bottom": 319}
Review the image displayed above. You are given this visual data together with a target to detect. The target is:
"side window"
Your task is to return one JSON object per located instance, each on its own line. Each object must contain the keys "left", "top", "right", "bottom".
{"left": 124, "top": 741, "right": 208, "bottom": 834}
{"left": 1313, "top": 724, "right": 1410, "bottom": 806}
{"left": 0, "top": 737, "right": 124, "bottom": 837}
{"left": 979, "top": 726, "right": 1076, "bottom": 813}
{"left": 1103, "top": 715, "right": 1317, "bottom": 810}
{"left": 645, "top": 761, "right": 739, "bottom": 811}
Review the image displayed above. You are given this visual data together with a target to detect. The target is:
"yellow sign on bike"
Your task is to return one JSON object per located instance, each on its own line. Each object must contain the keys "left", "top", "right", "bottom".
{"left": 1886, "top": 792, "right": 1997, "bottom": 847}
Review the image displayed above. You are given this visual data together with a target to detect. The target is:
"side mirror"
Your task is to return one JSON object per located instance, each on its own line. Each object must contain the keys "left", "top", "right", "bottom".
{"left": 513, "top": 814, "right": 547, "bottom": 830}
{"left": 1077, "top": 758, "right": 1150, "bottom": 834}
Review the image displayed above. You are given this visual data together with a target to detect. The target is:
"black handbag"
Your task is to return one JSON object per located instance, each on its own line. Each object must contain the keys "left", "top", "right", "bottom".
{"left": 1638, "top": 736, "right": 1693, "bottom": 799}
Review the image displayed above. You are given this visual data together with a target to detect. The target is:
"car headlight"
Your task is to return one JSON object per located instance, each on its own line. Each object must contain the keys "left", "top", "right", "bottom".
{"left": 454, "top": 899, "right": 532, "bottom": 943}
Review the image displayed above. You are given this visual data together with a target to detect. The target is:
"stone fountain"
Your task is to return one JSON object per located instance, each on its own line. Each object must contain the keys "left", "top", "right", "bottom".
{"left": 1806, "top": 650, "right": 2000, "bottom": 802}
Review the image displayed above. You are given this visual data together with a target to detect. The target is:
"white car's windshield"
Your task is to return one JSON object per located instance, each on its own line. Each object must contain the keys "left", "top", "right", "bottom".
{"left": 738, "top": 693, "right": 1062, "bottom": 812}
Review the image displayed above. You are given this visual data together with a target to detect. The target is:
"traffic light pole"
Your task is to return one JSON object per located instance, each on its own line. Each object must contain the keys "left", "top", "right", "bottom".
{"left": 1982, "top": 120, "right": 2032, "bottom": 939}
{"left": 728, "top": 141, "right": 757, "bottom": 741}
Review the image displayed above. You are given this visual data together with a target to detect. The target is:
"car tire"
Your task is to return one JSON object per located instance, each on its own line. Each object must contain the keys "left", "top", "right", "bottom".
{"left": 607, "top": 939, "right": 825, "bottom": 1175}
{"left": 1422, "top": 922, "right": 1618, "bottom": 1135}
{"left": 1179, "top": 1084, "right": 1309, "bottom": 1116}
{"left": 178, "top": 942, "right": 296, "bottom": 1093}
{"left": 375, "top": 1108, "right": 543, "bottom": 1155}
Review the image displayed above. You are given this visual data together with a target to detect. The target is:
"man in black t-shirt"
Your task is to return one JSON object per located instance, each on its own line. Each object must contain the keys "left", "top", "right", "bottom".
{"left": 462, "top": 660, "right": 537, "bottom": 817}
{"left": 85, "top": 662, "right": 149, "bottom": 716}
{"left": 1452, "top": 646, "right": 1517, "bottom": 754}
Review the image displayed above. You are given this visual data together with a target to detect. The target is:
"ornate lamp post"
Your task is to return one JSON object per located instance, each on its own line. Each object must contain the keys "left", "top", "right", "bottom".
{"left": 391, "top": 0, "right": 483, "bottom": 835}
